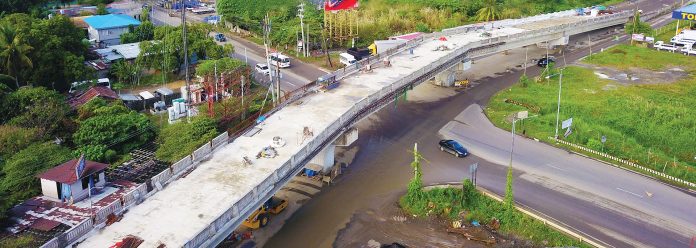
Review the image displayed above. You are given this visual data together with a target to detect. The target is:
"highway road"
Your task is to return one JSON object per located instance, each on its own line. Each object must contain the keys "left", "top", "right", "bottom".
{"left": 147, "top": 4, "right": 326, "bottom": 93}
{"left": 267, "top": 0, "right": 693, "bottom": 247}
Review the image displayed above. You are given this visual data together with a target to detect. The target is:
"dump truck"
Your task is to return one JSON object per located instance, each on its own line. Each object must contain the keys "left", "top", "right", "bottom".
{"left": 241, "top": 196, "right": 288, "bottom": 229}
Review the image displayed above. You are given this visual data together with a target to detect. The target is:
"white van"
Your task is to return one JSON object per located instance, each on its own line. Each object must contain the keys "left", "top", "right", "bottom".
{"left": 269, "top": 53, "right": 291, "bottom": 68}
{"left": 671, "top": 30, "right": 696, "bottom": 45}
{"left": 339, "top": 53, "right": 357, "bottom": 66}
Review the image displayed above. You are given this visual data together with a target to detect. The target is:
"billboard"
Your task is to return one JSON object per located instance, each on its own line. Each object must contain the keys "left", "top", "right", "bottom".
{"left": 325, "top": 0, "right": 358, "bottom": 11}
{"left": 673, "top": 5, "right": 696, "bottom": 21}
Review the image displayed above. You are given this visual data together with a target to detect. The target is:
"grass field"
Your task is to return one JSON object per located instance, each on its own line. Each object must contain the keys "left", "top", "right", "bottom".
{"left": 486, "top": 45, "right": 696, "bottom": 186}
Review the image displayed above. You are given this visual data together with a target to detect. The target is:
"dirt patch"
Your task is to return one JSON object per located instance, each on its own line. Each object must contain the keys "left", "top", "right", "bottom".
{"left": 333, "top": 192, "right": 534, "bottom": 248}
{"left": 576, "top": 62, "right": 689, "bottom": 86}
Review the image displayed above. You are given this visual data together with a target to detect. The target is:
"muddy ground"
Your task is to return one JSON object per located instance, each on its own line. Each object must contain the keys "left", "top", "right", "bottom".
{"left": 332, "top": 191, "right": 534, "bottom": 248}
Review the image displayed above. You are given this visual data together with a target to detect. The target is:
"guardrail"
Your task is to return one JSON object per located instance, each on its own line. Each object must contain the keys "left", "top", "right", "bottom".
{"left": 183, "top": 10, "right": 633, "bottom": 248}
{"left": 551, "top": 137, "right": 696, "bottom": 188}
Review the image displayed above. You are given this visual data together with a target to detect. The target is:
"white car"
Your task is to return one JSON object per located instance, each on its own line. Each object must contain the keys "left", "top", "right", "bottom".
{"left": 255, "top": 64, "right": 270, "bottom": 75}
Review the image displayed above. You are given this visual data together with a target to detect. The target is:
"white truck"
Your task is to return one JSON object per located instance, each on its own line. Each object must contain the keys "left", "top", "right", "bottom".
{"left": 654, "top": 41, "right": 678, "bottom": 52}
{"left": 670, "top": 30, "right": 696, "bottom": 46}
{"left": 682, "top": 43, "right": 696, "bottom": 56}
{"left": 369, "top": 40, "right": 407, "bottom": 55}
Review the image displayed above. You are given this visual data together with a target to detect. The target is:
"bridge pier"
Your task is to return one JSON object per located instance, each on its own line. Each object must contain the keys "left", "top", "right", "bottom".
{"left": 537, "top": 35, "right": 570, "bottom": 49}
{"left": 307, "top": 128, "right": 358, "bottom": 173}
{"left": 433, "top": 59, "right": 472, "bottom": 87}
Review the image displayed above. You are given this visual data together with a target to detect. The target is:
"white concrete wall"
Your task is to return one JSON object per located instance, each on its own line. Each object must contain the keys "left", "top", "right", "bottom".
{"left": 88, "top": 26, "right": 131, "bottom": 46}
{"left": 40, "top": 179, "right": 60, "bottom": 200}
{"left": 70, "top": 172, "right": 106, "bottom": 202}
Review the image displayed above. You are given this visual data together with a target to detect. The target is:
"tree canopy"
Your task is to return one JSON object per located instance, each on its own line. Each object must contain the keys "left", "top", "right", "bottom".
{"left": 0, "top": 14, "right": 90, "bottom": 92}
{"left": 155, "top": 117, "right": 218, "bottom": 163}
{"left": 2, "top": 87, "right": 70, "bottom": 138}
{"left": 0, "top": 142, "right": 73, "bottom": 214}
{"left": 73, "top": 100, "right": 155, "bottom": 162}
{"left": 196, "top": 57, "right": 245, "bottom": 77}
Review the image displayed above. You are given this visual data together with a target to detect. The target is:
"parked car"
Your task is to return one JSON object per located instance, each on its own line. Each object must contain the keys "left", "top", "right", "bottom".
{"left": 537, "top": 56, "right": 555, "bottom": 67}
{"left": 214, "top": 33, "right": 226, "bottom": 42}
{"left": 255, "top": 63, "right": 270, "bottom": 75}
{"left": 439, "top": 140, "right": 468, "bottom": 157}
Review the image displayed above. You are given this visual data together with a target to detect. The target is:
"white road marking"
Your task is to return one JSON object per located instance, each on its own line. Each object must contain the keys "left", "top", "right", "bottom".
{"left": 616, "top": 187, "right": 644, "bottom": 198}
{"left": 545, "top": 163, "right": 567, "bottom": 171}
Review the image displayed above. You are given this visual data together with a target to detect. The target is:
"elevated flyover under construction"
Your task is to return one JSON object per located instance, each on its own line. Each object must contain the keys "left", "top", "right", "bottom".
{"left": 76, "top": 9, "right": 631, "bottom": 248}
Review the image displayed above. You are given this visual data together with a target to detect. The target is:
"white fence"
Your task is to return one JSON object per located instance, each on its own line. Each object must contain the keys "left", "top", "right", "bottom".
{"left": 183, "top": 10, "right": 633, "bottom": 248}
{"left": 551, "top": 137, "right": 696, "bottom": 188}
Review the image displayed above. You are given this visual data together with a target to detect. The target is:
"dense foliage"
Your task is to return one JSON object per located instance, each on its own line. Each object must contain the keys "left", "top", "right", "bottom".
{"left": 0, "top": 14, "right": 92, "bottom": 92}
{"left": 218, "top": 0, "right": 617, "bottom": 47}
{"left": 196, "top": 58, "right": 246, "bottom": 77}
{"left": 155, "top": 117, "right": 219, "bottom": 163}
{"left": 1, "top": 87, "right": 70, "bottom": 138}
{"left": 73, "top": 100, "right": 156, "bottom": 162}
{"left": 487, "top": 45, "right": 696, "bottom": 185}
{"left": 0, "top": 142, "right": 73, "bottom": 217}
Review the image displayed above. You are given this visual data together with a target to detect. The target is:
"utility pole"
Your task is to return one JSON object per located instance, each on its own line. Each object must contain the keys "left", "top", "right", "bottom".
{"left": 181, "top": 0, "right": 191, "bottom": 119}
{"left": 241, "top": 75, "right": 245, "bottom": 119}
{"left": 677, "top": 0, "right": 685, "bottom": 36}
{"left": 554, "top": 69, "right": 564, "bottom": 139}
{"left": 298, "top": 3, "right": 306, "bottom": 57}
{"left": 262, "top": 13, "right": 275, "bottom": 103}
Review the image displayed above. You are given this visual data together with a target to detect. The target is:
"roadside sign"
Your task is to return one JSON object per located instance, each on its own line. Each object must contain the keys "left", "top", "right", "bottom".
{"left": 645, "top": 37, "right": 655, "bottom": 43}
{"left": 601, "top": 135, "right": 607, "bottom": 143}
{"left": 562, "top": 118, "right": 573, "bottom": 129}
{"left": 564, "top": 127, "right": 572, "bottom": 138}
{"left": 517, "top": 111, "right": 528, "bottom": 119}
{"left": 631, "top": 34, "right": 645, "bottom": 42}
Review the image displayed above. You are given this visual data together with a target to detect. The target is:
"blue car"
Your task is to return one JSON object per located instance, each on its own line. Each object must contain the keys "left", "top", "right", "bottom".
{"left": 439, "top": 139, "right": 468, "bottom": 157}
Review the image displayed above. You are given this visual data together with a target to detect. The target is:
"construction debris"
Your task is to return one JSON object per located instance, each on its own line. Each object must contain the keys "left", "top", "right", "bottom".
{"left": 242, "top": 156, "right": 253, "bottom": 166}
{"left": 272, "top": 136, "right": 286, "bottom": 148}
{"left": 109, "top": 235, "right": 143, "bottom": 248}
{"left": 256, "top": 146, "right": 278, "bottom": 159}
{"left": 446, "top": 227, "right": 496, "bottom": 245}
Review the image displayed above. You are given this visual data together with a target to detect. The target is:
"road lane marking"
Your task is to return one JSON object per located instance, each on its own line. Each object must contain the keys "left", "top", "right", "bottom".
{"left": 616, "top": 187, "right": 644, "bottom": 198}
{"left": 545, "top": 163, "right": 567, "bottom": 171}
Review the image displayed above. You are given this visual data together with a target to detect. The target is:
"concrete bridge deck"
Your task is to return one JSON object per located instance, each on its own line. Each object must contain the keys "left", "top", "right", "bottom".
{"left": 78, "top": 10, "right": 630, "bottom": 248}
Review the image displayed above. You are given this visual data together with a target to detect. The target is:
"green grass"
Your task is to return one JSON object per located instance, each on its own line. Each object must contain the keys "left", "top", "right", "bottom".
{"left": 137, "top": 71, "right": 179, "bottom": 87}
{"left": 400, "top": 186, "right": 589, "bottom": 247}
{"left": 486, "top": 45, "right": 696, "bottom": 187}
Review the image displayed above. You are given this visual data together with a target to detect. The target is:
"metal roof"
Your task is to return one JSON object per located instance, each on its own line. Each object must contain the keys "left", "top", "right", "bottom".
{"left": 84, "top": 14, "right": 141, "bottom": 30}
{"left": 95, "top": 42, "right": 141, "bottom": 61}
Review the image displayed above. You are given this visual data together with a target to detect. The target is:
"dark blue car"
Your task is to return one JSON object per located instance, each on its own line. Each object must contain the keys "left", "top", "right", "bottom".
{"left": 439, "top": 139, "right": 468, "bottom": 157}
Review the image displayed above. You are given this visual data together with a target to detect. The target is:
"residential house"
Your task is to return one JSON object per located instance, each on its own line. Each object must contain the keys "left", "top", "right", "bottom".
{"left": 84, "top": 14, "right": 141, "bottom": 46}
{"left": 37, "top": 157, "right": 109, "bottom": 203}
{"left": 68, "top": 86, "right": 120, "bottom": 109}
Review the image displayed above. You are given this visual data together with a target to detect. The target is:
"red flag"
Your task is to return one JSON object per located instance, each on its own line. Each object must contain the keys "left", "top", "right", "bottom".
{"left": 325, "top": 0, "right": 358, "bottom": 11}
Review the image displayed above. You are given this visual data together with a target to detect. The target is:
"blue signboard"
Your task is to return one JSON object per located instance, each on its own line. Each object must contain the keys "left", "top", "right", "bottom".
{"left": 75, "top": 154, "right": 86, "bottom": 178}
{"left": 673, "top": 5, "right": 696, "bottom": 21}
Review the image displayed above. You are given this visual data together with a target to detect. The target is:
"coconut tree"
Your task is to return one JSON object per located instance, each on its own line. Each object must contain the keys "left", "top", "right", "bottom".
{"left": 0, "top": 24, "right": 33, "bottom": 89}
{"left": 476, "top": 0, "right": 501, "bottom": 22}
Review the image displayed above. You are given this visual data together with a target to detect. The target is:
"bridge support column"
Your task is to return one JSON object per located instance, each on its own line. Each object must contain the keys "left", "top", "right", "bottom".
{"left": 308, "top": 144, "right": 336, "bottom": 173}
{"left": 433, "top": 59, "right": 472, "bottom": 87}
{"left": 537, "top": 36, "right": 569, "bottom": 49}
{"left": 306, "top": 128, "right": 358, "bottom": 173}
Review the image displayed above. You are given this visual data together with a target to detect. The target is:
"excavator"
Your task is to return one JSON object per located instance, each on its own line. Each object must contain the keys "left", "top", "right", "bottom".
{"left": 241, "top": 196, "right": 288, "bottom": 229}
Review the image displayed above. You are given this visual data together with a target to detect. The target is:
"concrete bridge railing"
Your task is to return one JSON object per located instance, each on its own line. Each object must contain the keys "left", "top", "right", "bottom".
{"left": 183, "top": 11, "right": 632, "bottom": 248}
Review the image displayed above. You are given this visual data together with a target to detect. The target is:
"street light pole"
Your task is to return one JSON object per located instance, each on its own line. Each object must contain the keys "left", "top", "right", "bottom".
{"left": 554, "top": 69, "right": 564, "bottom": 139}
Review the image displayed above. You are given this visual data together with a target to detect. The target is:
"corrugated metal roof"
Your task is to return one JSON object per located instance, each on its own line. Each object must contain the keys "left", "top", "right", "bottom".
{"left": 95, "top": 42, "right": 141, "bottom": 61}
{"left": 84, "top": 14, "right": 141, "bottom": 30}
{"left": 37, "top": 159, "right": 109, "bottom": 184}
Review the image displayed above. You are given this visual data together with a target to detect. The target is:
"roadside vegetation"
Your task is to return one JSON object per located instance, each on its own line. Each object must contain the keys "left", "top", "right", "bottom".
{"left": 400, "top": 145, "right": 587, "bottom": 247}
{"left": 218, "top": 0, "right": 620, "bottom": 49}
{"left": 486, "top": 45, "right": 696, "bottom": 186}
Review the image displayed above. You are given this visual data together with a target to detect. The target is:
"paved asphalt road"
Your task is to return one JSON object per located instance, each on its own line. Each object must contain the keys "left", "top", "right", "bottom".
{"left": 267, "top": 0, "right": 694, "bottom": 247}
{"left": 147, "top": 4, "right": 327, "bottom": 93}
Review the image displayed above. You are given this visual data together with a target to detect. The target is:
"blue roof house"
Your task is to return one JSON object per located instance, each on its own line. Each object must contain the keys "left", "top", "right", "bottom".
{"left": 84, "top": 14, "right": 141, "bottom": 46}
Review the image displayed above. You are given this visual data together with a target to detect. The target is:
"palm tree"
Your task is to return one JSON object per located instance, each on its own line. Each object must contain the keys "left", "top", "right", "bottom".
{"left": 0, "top": 24, "right": 33, "bottom": 89}
{"left": 476, "top": 0, "right": 501, "bottom": 22}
